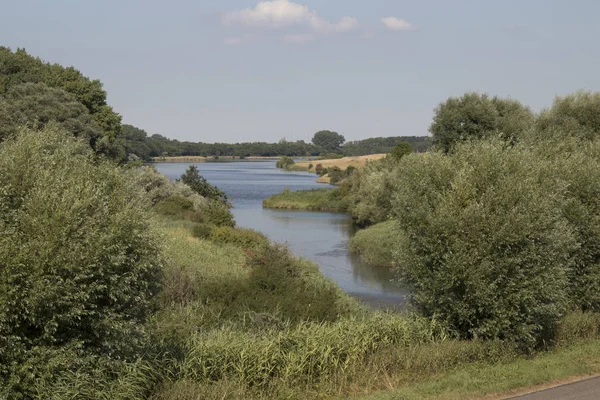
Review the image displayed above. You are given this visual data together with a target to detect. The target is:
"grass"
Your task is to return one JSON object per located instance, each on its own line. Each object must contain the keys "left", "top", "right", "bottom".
{"left": 262, "top": 188, "right": 346, "bottom": 212}
{"left": 349, "top": 220, "right": 398, "bottom": 267}
{"left": 35, "top": 214, "right": 600, "bottom": 399}
{"left": 358, "top": 338, "right": 600, "bottom": 400}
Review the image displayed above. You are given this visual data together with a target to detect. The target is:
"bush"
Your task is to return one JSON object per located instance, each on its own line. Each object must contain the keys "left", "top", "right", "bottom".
{"left": 210, "top": 226, "right": 270, "bottom": 249}
{"left": 349, "top": 220, "right": 398, "bottom": 267}
{"left": 192, "top": 223, "right": 214, "bottom": 240}
{"left": 390, "top": 142, "right": 413, "bottom": 161}
{"left": 179, "top": 165, "right": 229, "bottom": 205}
{"left": 430, "top": 92, "right": 534, "bottom": 152}
{"left": 308, "top": 163, "right": 313, "bottom": 170}
{"left": 276, "top": 156, "right": 295, "bottom": 169}
{"left": 0, "top": 128, "right": 163, "bottom": 395}
{"left": 535, "top": 91, "right": 600, "bottom": 141}
{"left": 315, "top": 163, "right": 323, "bottom": 175}
{"left": 391, "top": 140, "right": 575, "bottom": 348}
{"left": 328, "top": 166, "right": 344, "bottom": 184}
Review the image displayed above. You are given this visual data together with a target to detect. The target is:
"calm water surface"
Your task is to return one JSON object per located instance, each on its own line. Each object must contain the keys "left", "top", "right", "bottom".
{"left": 155, "top": 161, "right": 407, "bottom": 307}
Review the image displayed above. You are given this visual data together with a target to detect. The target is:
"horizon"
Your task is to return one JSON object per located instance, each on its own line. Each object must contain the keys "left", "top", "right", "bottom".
{"left": 2, "top": 0, "right": 599, "bottom": 143}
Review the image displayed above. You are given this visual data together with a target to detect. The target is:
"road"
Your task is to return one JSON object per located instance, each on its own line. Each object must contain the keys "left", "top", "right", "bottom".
{"left": 507, "top": 376, "right": 600, "bottom": 400}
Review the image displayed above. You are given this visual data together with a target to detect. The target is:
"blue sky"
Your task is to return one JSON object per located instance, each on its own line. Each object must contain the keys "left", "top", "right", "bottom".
{"left": 2, "top": 0, "right": 599, "bottom": 142}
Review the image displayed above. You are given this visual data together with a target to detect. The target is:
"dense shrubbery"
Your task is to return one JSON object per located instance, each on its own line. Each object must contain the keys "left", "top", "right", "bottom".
{"left": 349, "top": 220, "right": 398, "bottom": 267}
{"left": 430, "top": 92, "right": 534, "bottom": 152}
{"left": 0, "top": 128, "right": 163, "bottom": 396}
{"left": 0, "top": 47, "right": 123, "bottom": 158}
{"left": 275, "top": 155, "right": 295, "bottom": 169}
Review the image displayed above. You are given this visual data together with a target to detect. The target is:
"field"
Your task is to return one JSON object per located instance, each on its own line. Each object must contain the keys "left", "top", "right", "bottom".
{"left": 295, "top": 154, "right": 388, "bottom": 172}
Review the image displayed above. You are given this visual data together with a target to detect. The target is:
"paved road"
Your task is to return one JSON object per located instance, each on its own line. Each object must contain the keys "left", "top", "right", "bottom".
{"left": 507, "top": 376, "right": 600, "bottom": 400}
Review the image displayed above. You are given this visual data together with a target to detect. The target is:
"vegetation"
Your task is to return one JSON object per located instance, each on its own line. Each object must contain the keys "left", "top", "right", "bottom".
{"left": 5, "top": 48, "right": 600, "bottom": 399}
{"left": 0, "top": 128, "right": 163, "bottom": 396}
{"left": 389, "top": 141, "right": 413, "bottom": 161}
{"left": 0, "top": 47, "right": 122, "bottom": 158}
{"left": 263, "top": 188, "right": 346, "bottom": 212}
{"left": 312, "top": 130, "right": 346, "bottom": 153}
{"left": 430, "top": 92, "right": 535, "bottom": 152}
{"left": 349, "top": 221, "right": 398, "bottom": 267}
{"left": 275, "top": 155, "right": 295, "bottom": 169}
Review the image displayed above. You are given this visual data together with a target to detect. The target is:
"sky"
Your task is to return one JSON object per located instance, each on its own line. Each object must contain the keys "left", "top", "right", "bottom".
{"left": 2, "top": 0, "right": 600, "bottom": 143}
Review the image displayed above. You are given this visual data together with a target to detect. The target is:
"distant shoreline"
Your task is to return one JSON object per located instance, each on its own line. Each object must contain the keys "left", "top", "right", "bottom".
{"left": 151, "top": 155, "right": 320, "bottom": 163}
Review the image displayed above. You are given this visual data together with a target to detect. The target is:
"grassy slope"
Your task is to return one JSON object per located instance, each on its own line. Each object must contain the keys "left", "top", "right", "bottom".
{"left": 146, "top": 217, "right": 600, "bottom": 400}
{"left": 262, "top": 188, "right": 346, "bottom": 212}
{"left": 358, "top": 338, "right": 600, "bottom": 400}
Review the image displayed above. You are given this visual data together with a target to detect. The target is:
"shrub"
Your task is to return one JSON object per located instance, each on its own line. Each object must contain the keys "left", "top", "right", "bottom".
{"left": 192, "top": 223, "right": 214, "bottom": 240}
{"left": 430, "top": 92, "right": 534, "bottom": 152}
{"left": 315, "top": 163, "right": 323, "bottom": 175}
{"left": 391, "top": 140, "right": 575, "bottom": 348}
{"left": 308, "top": 163, "right": 313, "bottom": 170}
{"left": 349, "top": 220, "right": 398, "bottom": 267}
{"left": 328, "top": 166, "right": 344, "bottom": 184}
{"left": 210, "top": 226, "right": 270, "bottom": 249}
{"left": 535, "top": 91, "right": 600, "bottom": 141}
{"left": 0, "top": 127, "right": 163, "bottom": 395}
{"left": 179, "top": 165, "right": 229, "bottom": 206}
{"left": 276, "top": 156, "right": 295, "bottom": 169}
{"left": 390, "top": 142, "right": 413, "bottom": 161}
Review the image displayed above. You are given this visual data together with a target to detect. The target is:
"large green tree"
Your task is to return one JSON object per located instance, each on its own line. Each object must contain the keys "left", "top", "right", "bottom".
{"left": 312, "top": 130, "right": 346, "bottom": 153}
{"left": 0, "top": 82, "right": 101, "bottom": 144}
{"left": 430, "top": 93, "right": 534, "bottom": 152}
{"left": 0, "top": 47, "right": 122, "bottom": 157}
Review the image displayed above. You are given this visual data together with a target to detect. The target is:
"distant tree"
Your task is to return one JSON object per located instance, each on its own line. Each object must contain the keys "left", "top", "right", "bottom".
{"left": 430, "top": 93, "right": 534, "bottom": 152}
{"left": 0, "top": 83, "right": 101, "bottom": 145}
{"left": 276, "top": 156, "right": 295, "bottom": 169}
{"left": 390, "top": 142, "right": 413, "bottom": 161}
{"left": 312, "top": 130, "right": 346, "bottom": 153}
{"left": 179, "top": 165, "right": 229, "bottom": 206}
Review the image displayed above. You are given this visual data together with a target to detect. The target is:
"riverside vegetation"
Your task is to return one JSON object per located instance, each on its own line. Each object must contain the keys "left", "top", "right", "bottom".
{"left": 3, "top": 48, "right": 600, "bottom": 399}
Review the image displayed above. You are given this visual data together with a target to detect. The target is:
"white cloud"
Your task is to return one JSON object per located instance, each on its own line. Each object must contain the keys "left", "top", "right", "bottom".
{"left": 222, "top": 0, "right": 359, "bottom": 35}
{"left": 283, "top": 33, "right": 315, "bottom": 44}
{"left": 381, "top": 17, "right": 413, "bottom": 31}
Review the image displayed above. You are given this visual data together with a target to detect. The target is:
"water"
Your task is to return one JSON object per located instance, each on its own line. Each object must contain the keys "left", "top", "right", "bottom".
{"left": 155, "top": 161, "right": 407, "bottom": 307}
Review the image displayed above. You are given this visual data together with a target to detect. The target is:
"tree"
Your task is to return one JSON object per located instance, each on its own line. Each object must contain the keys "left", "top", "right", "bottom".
{"left": 390, "top": 142, "right": 413, "bottom": 161}
{"left": 391, "top": 139, "right": 574, "bottom": 348}
{"left": 179, "top": 165, "right": 229, "bottom": 206}
{"left": 0, "top": 82, "right": 101, "bottom": 145}
{"left": 430, "top": 93, "right": 534, "bottom": 152}
{"left": 0, "top": 47, "right": 122, "bottom": 158}
{"left": 312, "top": 130, "right": 346, "bottom": 153}
{"left": 0, "top": 127, "right": 163, "bottom": 394}
{"left": 535, "top": 91, "right": 600, "bottom": 141}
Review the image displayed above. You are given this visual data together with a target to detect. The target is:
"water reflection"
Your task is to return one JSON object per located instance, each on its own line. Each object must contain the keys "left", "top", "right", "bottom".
{"left": 155, "top": 161, "right": 406, "bottom": 307}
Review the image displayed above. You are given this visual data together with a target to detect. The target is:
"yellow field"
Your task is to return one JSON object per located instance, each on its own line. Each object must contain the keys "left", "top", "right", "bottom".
{"left": 296, "top": 154, "right": 387, "bottom": 170}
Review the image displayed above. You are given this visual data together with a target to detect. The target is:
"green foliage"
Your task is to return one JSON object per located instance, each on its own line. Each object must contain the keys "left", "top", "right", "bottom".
{"left": 430, "top": 92, "right": 534, "bottom": 152}
{"left": 535, "top": 91, "right": 600, "bottom": 140}
{"left": 275, "top": 156, "right": 295, "bottom": 169}
{"left": 315, "top": 163, "right": 323, "bottom": 175}
{"left": 209, "top": 226, "right": 270, "bottom": 250}
{"left": 192, "top": 223, "right": 214, "bottom": 240}
{"left": 349, "top": 221, "right": 398, "bottom": 267}
{"left": 312, "top": 130, "right": 346, "bottom": 153}
{"left": 345, "top": 157, "right": 398, "bottom": 226}
{"left": 262, "top": 188, "right": 346, "bottom": 212}
{"left": 0, "top": 47, "right": 122, "bottom": 158}
{"left": 0, "top": 127, "right": 163, "bottom": 396}
{"left": 179, "top": 165, "right": 229, "bottom": 205}
{"left": 390, "top": 142, "right": 413, "bottom": 161}
{"left": 391, "top": 140, "right": 575, "bottom": 348}
{"left": 343, "top": 136, "right": 431, "bottom": 156}
{"left": 0, "top": 82, "right": 101, "bottom": 145}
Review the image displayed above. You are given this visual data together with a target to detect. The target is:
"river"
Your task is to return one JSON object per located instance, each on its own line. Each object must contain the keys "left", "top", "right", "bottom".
{"left": 155, "top": 161, "right": 407, "bottom": 307}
